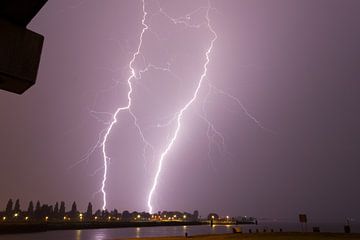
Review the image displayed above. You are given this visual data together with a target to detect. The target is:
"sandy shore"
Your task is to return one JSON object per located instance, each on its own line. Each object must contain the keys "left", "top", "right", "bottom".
{"left": 122, "top": 232, "right": 360, "bottom": 240}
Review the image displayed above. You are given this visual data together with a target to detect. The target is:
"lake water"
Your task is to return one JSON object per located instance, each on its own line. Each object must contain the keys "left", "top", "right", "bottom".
{"left": 0, "top": 222, "right": 359, "bottom": 240}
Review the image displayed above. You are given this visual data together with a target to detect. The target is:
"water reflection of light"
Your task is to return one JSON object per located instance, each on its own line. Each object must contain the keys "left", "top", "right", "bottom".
{"left": 136, "top": 227, "right": 141, "bottom": 238}
{"left": 94, "top": 230, "right": 106, "bottom": 240}
{"left": 76, "top": 230, "right": 82, "bottom": 240}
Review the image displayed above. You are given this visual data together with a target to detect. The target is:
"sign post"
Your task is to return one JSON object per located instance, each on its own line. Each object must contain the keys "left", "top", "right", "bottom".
{"left": 299, "top": 214, "right": 307, "bottom": 233}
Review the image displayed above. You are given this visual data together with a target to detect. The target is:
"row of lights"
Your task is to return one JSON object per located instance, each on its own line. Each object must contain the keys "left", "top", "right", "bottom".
{"left": 211, "top": 216, "right": 230, "bottom": 218}
{"left": 2, "top": 213, "right": 199, "bottom": 222}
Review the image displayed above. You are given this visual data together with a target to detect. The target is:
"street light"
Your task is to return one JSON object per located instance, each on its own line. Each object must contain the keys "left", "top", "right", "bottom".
{"left": 25, "top": 216, "right": 29, "bottom": 221}
{"left": 14, "top": 213, "right": 18, "bottom": 217}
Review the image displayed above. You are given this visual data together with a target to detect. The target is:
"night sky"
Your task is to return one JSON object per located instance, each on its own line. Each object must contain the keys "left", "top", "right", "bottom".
{"left": 1, "top": 0, "right": 360, "bottom": 222}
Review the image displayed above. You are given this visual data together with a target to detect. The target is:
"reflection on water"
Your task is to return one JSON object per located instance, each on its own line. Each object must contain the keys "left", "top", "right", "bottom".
{"left": 0, "top": 223, "right": 359, "bottom": 240}
{"left": 76, "top": 230, "right": 81, "bottom": 240}
{"left": 135, "top": 227, "right": 140, "bottom": 238}
{"left": 0, "top": 225, "right": 233, "bottom": 240}
{"left": 93, "top": 229, "right": 107, "bottom": 240}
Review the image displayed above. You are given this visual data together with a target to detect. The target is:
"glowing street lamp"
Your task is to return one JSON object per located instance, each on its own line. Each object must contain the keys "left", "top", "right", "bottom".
{"left": 25, "top": 216, "right": 29, "bottom": 221}
{"left": 183, "top": 215, "right": 187, "bottom": 219}
{"left": 137, "top": 214, "right": 141, "bottom": 219}
{"left": 14, "top": 213, "right": 18, "bottom": 217}
{"left": 94, "top": 216, "right": 98, "bottom": 220}
{"left": 45, "top": 216, "right": 49, "bottom": 221}
{"left": 2, "top": 217, "right": 6, "bottom": 221}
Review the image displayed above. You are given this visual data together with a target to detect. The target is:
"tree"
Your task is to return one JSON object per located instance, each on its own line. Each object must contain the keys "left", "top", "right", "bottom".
{"left": 53, "top": 202, "right": 59, "bottom": 217}
{"left": 34, "top": 201, "right": 41, "bottom": 219}
{"left": 71, "top": 201, "right": 77, "bottom": 213}
{"left": 122, "top": 210, "right": 130, "bottom": 220}
{"left": 59, "top": 201, "right": 65, "bottom": 216}
{"left": 94, "top": 209, "right": 101, "bottom": 217}
{"left": 27, "top": 201, "right": 34, "bottom": 216}
{"left": 5, "top": 199, "right": 13, "bottom": 215}
{"left": 86, "top": 202, "right": 92, "bottom": 218}
{"left": 14, "top": 199, "right": 20, "bottom": 213}
{"left": 41, "top": 204, "right": 50, "bottom": 218}
{"left": 35, "top": 201, "right": 41, "bottom": 212}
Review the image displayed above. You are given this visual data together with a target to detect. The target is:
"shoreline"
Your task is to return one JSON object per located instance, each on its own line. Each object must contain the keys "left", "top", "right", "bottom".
{"left": 123, "top": 232, "right": 360, "bottom": 240}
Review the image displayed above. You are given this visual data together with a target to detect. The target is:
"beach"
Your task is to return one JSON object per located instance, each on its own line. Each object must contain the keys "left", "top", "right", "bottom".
{"left": 124, "top": 233, "right": 360, "bottom": 240}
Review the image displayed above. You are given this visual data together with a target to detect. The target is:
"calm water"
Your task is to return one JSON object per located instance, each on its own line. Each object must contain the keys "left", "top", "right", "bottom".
{"left": 0, "top": 222, "right": 359, "bottom": 240}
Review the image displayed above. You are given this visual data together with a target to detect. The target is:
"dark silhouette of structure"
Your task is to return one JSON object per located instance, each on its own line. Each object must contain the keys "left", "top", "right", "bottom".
{"left": 0, "top": 0, "right": 47, "bottom": 94}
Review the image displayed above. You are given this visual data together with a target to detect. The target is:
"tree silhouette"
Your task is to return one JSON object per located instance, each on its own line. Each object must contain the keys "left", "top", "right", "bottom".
{"left": 86, "top": 202, "right": 92, "bottom": 218}
{"left": 59, "top": 201, "right": 66, "bottom": 217}
{"left": 71, "top": 201, "right": 77, "bottom": 213}
{"left": 34, "top": 201, "right": 41, "bottom": 219}
{"left": 122, "top": 210, "right": 131, "bottom": 221}
{"left": 5, "top": 198, "right": 13, "bottom": 215}
{"left": 53, "top": 202, "right": 59, "bottom": 218}
{"left": 27, "top": 201, "right": 34, "bottom": 216}
{"left": 69, "top": 201, "right": 78, "bottom": 218}
{"left": 14, "top": 199, "right": 20, "bottom": 213}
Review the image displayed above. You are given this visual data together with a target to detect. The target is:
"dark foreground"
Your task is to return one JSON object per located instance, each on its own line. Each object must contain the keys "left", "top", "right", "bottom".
{"left": 0, "top": 221, "right": 203, "bottom": 234}
{"left": 124, "top": 232, "right": 360, "bottom": 240}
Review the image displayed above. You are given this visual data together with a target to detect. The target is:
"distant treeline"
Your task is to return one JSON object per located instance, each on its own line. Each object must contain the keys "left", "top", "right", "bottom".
{"left": 0, "top": 198, "right": 204, "bottom": 222}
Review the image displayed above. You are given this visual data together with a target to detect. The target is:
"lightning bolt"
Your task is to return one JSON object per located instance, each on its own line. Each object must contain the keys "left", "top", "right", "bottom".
{"left": 100, "top": 0, "right": 149, "bottom": 210}
{"left": 147, "top": 1, "right": 217, "bottom": 213}
{"left": 75, "top": 0, "right": 270, "bottom": 213}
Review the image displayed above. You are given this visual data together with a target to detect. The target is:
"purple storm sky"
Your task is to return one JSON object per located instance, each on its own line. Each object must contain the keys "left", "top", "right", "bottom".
{"left": 1, "top": 0, "right": 360, "bottom": 222}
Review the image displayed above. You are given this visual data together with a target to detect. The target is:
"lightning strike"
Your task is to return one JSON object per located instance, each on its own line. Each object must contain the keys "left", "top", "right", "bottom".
{"left": 147, "top": 2, "right": 217, "bottom": 213}
{"left": 100, "top": 0, "right": 149, "bottom": 210}
{"left": 63, "top": 0, "right": 274, "bottom": 214}
{"left": 209, "top": 84, "right": 273, "bottom": 133}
